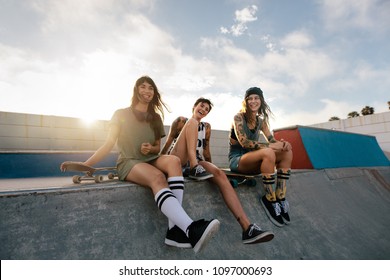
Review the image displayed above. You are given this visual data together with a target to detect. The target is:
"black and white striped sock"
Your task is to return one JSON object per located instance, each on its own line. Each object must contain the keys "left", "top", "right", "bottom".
{"left": 154, "top": 188, "right": 192, "bottom": 233}
{"left": 167, "top": 176, "right": 185, "bottom": 229}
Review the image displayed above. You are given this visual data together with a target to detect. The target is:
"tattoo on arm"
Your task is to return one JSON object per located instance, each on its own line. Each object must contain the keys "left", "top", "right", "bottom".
{"left": 161, "top": 117, "right": 185, "bottom": 154}
{"left": 204, "top": 123, "right": 212, "bottom": 162}
{"left": 234, "top": 113, "right": 269, "bottom": 150}
{"left": 267, "top": 135, "right": 277, "bottom": 143}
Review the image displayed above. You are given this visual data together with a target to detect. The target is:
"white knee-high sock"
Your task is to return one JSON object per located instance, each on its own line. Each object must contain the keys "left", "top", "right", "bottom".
{"left": 155, "top": 188, "right": 192, "bottom": 233}
{"left": 168, "top": 176, "right": 185, "bottom": 229}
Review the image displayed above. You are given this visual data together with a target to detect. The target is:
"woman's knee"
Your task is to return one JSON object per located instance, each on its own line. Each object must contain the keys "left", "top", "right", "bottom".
{"left": 164, "top": 155, "right": 183, "bottom": 174}
{"left": 150, "top": 172, "right": 168, "bottom": 189}
{"left": 277, "top": 150, "right": 293, "bottom": 167}
{"left": 213, "top": 167, "right": 226, "bottom": 179}
{"left": 168, "top": 155, "right": 182, "bottom": 167}
{"left": 261, "top": 148, "right": 276, "bottom": 162}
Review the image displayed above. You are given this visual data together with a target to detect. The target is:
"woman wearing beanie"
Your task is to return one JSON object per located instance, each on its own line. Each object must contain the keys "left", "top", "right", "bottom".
{"left": 228, "top": 87, "right": 293, "bottom": 227}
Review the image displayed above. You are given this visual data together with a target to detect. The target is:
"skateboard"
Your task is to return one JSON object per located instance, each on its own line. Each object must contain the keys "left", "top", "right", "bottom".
{"left": 60, "top": 161, "right": 118, "bottom": 184}
{"left": 222, "top": 169, "right": 259, "bottom": 188}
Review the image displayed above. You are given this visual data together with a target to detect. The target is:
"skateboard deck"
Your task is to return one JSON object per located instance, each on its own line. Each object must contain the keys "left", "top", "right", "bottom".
{"left": 222, "top": 169, "right": 259, "bottom": 188}
{"left": 60, "top": 161, "right": 118, "bottom": 184}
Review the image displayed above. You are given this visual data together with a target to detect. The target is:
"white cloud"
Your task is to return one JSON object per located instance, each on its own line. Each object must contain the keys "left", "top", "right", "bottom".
{"left": 260, "top": 45, "right": 338, "bottom": 97}
{"left": 320, "top": 0, "right": 390, "bottom": 33}
{"left": 280, "top": 30, "right": 313, "bottom": 48}
{"left": 325, "top": 60, "right": 390, "bottom": 105}
{"left": 1, "top": 0, "right": 388, "bottom": 132}
{"left": 220, "top": 5, "right": 258, "bottom": 37}
{"left": 261, "top": 35, "right": 278, "bottom": 52}
{"left": 31, "top": 0, "right": 156, "bottom": 33}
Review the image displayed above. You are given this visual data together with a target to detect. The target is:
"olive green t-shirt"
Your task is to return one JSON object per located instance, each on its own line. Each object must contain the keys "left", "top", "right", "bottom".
{"left": 110, "top": 107, "right": 166, "bottom": 180}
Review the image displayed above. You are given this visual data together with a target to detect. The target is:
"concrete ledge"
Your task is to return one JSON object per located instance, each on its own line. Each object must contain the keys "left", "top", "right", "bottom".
{"left": 1, "top": 167, "right": 390, "bottom": 260}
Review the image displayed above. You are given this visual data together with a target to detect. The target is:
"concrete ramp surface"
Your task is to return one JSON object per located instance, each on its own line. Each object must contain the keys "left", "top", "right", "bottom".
{"left": 0, "top": 167, "right": 389, "bottom": 259}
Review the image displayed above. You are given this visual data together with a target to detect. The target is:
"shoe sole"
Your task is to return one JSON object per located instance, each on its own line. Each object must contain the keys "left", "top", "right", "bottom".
{"left": 281, "top": 216, "right": 291, "bottom": 225}
{"left": 164, "top": 239, "right": 192, "bottom": 249}
{"left": 189, "top": 174, "right": 214, "bottom": 181}
{"left": 193, "top": 219, "right": 220, "bottom": 253}
{"left": 260, "top": 199, "right": 285, "bottom": 227}
{"left": 243, "top": 231, "right": 275, "bottom": 244}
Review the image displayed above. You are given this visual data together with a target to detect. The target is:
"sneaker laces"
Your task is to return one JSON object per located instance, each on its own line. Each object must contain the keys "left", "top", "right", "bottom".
{"left": 279, "top": 200, "right": 289, "bottom": 213}
{"left": 194, "top": 165, "right": 206, "bottom": 175}
{"left": 248, "top": 224, "right": 262, "bottom": 236}
{"left": 272, "top": 202, "right": 282, "bottom": 216}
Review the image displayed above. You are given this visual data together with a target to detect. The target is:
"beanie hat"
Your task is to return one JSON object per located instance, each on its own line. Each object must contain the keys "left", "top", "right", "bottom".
{"left": 245, "top": 87, "right": 263, "bottom": 99}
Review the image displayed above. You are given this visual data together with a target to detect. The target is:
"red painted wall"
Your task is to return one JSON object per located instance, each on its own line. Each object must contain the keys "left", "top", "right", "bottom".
{"left": 274, "top": 128, "right": 313, "bottom": 169}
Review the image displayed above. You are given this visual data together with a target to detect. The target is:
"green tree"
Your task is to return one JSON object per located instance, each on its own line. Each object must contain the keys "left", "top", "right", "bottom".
{"left": 347, "top": 111, "right": 360, "bottom": 118}
{"left": 329, "top": 116, "right": 340, "bottom": 121}
{"left": 361, "top": 106, "right": 374, "bottom": 115}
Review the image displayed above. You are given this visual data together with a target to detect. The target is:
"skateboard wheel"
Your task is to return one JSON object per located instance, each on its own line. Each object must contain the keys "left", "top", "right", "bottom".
{"left": 247, "top": 178, "right": 257, "bottom": 187}
{"left": 72, "top": 175, "right": 81, "bottom": 184}
{"left": 108, "top": 173, "right": 115, "bottom": 179}
{"left": 229, "top": 179, "right": 239, "bottom": 188}
{"left": 94, "top": 175, "right": 103, "bottom": 183}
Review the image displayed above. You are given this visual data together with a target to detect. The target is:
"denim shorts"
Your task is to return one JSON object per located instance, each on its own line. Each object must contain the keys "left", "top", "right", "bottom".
{"left": 228, "top": 144, "right": 249, "bottom": 172}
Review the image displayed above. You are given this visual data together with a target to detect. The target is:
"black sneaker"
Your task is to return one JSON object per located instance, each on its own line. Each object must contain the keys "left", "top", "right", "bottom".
{"left": 278, "top": 198, "right": 291, "bottom": 224}
{"left": 189, "top": 164, "right": 214, "bottom": 181}
{"left": 182, "top": 162, "right": 190, "bottom": 177}
{"left": 165, "top": 225, "right": 192, "bottom": 248}
{"left": 242, "top": 224, "right": 274, "bottom": 244}
{"left": 187, "top": 219, "right": 220, "bottom": 253}
{"left": 182, "top": 166, "right": 191, "bottom": 177}
{"left": 260, "top": 195, "right": 284, "bottom": 227}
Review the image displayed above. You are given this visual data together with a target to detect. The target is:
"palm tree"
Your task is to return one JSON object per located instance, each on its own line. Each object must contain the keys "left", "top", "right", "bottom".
{"left": 329, "top": 116, "right": 340, "bottom": 121}
{"left": 361, "top": 106, "right": 374, "bottom": 115}
{"left": 347, "top": 111, "right": 360, "bottom": 118}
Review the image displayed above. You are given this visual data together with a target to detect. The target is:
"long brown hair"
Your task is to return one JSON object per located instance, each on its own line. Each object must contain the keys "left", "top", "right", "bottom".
{"left": 130, "top": 75, "right": 170, "bottom": 138}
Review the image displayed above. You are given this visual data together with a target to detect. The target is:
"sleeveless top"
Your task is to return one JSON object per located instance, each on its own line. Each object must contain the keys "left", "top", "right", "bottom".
{"left": 168, "top": 118, "right": 207, "bottom": 161}
{"left": 230, "top": 114, "right": 264, "bottom": 145}
{"left": 196, "top": 122, "right": 207, "bottom": 161}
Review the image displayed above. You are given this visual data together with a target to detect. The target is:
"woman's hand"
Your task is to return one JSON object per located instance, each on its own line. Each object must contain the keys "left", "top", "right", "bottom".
{"left": 270, "top": 139, "right": 292, "bottom": 152}
{"left": 141, "top": 143, "right": 153, "bottom": 155}
{"left": 280, "top": 139, "right": 292, "bottom": 151}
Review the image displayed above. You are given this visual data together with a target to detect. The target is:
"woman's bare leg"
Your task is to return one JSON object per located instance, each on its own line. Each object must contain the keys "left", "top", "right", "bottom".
{"left": 199, "top": 161, "right": 251, "bottom": 231}
{"left": 237, "top": 148, "right": 276, "bottom": 175}
{"left": 169, "top": 118, "right": 199, "bottom": 168}
{"left": 126, "top": 160, "right": 193, "bottom": 233}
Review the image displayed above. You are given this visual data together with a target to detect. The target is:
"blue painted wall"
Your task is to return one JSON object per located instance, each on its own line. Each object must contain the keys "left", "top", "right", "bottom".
{"left": 0, "top": 152, "right": 118, "bottom": 178}
{"left": 298, "top": 126, "right": 390, "bottom": 169}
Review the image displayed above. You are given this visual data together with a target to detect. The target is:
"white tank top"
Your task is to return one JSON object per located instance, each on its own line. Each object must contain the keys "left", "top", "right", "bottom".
{"left": 196, "top": 122, "right": 206, "bottom": 161}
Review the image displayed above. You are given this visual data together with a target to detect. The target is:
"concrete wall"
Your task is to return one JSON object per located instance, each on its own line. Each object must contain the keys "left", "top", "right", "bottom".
{"left": 0, "top": 111, "right": 109, "bottom": 151}
{"left": 309, "top": 111, "right": 390, "bottom": 159}
{"left": 0, "top": 111, "right": 230, "bottom": 168}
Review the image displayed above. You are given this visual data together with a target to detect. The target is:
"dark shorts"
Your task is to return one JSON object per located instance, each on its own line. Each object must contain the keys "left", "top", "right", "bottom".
{"left": 228, "top": 144, "right": 249, "bottom": 173}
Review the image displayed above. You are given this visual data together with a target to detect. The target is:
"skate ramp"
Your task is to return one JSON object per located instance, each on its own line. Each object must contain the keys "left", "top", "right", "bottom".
{"left": 0, "top": 167, "right": 389, "bottom": 260}
{"left": 274, "top": 126, "right": 390, "bottom": 169}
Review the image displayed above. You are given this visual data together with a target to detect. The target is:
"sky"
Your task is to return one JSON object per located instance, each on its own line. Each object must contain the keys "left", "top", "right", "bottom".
{"left": 1, "top": 0, "right": 389, "bottom": 131}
